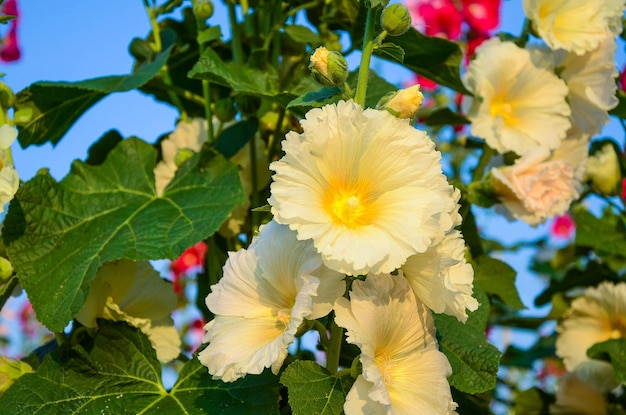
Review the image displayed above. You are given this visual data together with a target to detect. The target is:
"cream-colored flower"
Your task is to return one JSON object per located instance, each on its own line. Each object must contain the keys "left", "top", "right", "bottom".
{"left": 523, "top": 0, "right": 624, "bottom": 55}
{"left": 75, "top": 260, "right": 181, "bottom": 363}
{"left": 0, "top": 125, "right": 19, "bottom": 213}
{"left": 491, "top": 134, "right": 588, "bottom": 225}
{"left": 199, "top": 220, "right": 345, "bottom": 382}
{"left": 401, "top": 230, "right": 478, "bottom": 323}
{"left": 558, "top": 33, "right": 619, "bottom": 136}
{"left": 556, "top": 281, "right": 626, "bottom": 371}
{"left": 335, "top": 273, "right": 457, "bottom": 415}
{"left": 269, "top": 100, "right": 457, "bottom": 276}
{"left": 551, "top": 360, "right": 617, "bottom": 415}
{"left": 586, "top": 142, "right": 622, "bottom": 195}
{"left": 464, "top": 38, "right": 571, "bottom": 156}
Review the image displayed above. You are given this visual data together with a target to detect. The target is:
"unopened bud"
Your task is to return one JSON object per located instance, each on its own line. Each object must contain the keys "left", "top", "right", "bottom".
{"left": 0, "top": 82, "right": 14, "bottom": 109}
{"left": 0, "top": 357, "right": 33, "bottom": 394}
{"left": 193, "top": 0, "right": 214, "bottom": 21}
{"left": 585, "top": 142, "right": 621, "bottom": 195}
{"left": 381, "top": 4, "right": 412, "bottom": 36}
{"left": 376, "top": 84, "right": 424, "bottom": 119}
{"left": 0, "top": 257, "right": 13, "bottom": 281}
{"left": 309, "top": 47, "right": 348, "bottom": 87}
{"left": 214, "top": 97, "right": 237, "bottom": 122}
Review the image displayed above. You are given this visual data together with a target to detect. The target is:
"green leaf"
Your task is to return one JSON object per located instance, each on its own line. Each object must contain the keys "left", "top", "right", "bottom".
{"left": 452, "top": 388, "right": 493, "bottom": 415}
{"left": 373, "top": 42, "right": 405, "bottom": 62}
{"left": 14, "top": 44, "right": 173, "bottom": 148}
{"left": 284, "top": 25, "right": 321, "bottom": 45}
{"left": 0, "top": 321, "right": 281, "bottom": 414}
{"left": 573, "top": 206, "right": 626, "bottom": 258}
{"left": 85, "top": 130, "right": 124, "bottom": 166}
{"left": 588, "top": 339, "right": 626, "bottom": 383}
{"left": 609, "top": 89, "right": 626, "bottom": 119}
{"left": 0, "top": 15, "right": 16, "bottom": 24}
{"left": 435, "top": 288, "right": 502, "bottom": 394}
{"left": 281, "top": 361, "right": 354, "bottom": 415}
{"left": 473, "top": 256, "right": 525, "bottom": 309}
{"left": 188, "top": 48, "right": 290, "bottom": 105}
{"left": 421, "top": 107, "right": 470, "bottom": 126}
{"left": 513, "top": 387, "right": 554, "bottom": 415}
{"left": 287, "top": 87, "right": 342, "bottom": 113}
{"left": 215, "top": 119, "right": 259, "bottom": 158}
{"left": 197, "top": 25, "right": 222, "bottom": 45}
{"left": 3, "top": 138, "right": 245, "bottom": 331}
{"left": 387, "top": 28, "right": 470, "bottom": 94}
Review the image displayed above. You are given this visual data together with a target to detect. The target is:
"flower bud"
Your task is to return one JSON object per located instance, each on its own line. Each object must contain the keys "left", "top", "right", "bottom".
{"left": 0, "top": 257, "right": 13, "bottom": 282}
{"left": 0, "top": 357, "right": 33, "bottom": 394}
{"left": 193, "top": 0, "right": 214, "bottom": 21}
{"left": 0, "top": 82, "right": 14, "bottom": 109}
{"left": 381, "top": 4, "right": 412, "bottom": 36}
{"left": 585, "top": 142, "right": 621, "bottom": 195}
{"left": 309, "top": 47, "right": 348, "bottom": 87}
{"left": 376, "top": 84, "right": 424, "bottom": 119}
{"left": 214, "top": 97, "right": 237, "bottom": 122}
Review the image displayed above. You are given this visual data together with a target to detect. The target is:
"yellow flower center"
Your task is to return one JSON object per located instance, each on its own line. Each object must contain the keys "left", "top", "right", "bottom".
{"left": 323, "top": 180, "right": 377, "bottom": 228}
{"left": 490, "top": 95, "right": 516, "bottom": 126}
{"left": 276, "top": 308, "right": 291, "bottom": 328}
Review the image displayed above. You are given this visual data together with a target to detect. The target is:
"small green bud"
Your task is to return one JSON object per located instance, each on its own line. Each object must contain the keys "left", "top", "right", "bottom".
{"left": 214, "top": 97, "right": 237, "bottom": 122}
{"left": 174, "top": 148, "right": 195, "bottom": 167}
{"left": 0, "top": 257, "right": 13, "bottom": 282}
{"left": 309, "top": 47, "right": 348, "bottom": 87}
{"left": 585, "top": 142, "right": 622, "bottom": 195}
{"left": 193, "top": 0, "right": 214, "bottom": 21}
{"left": 0, "top": 82, "right": 14, "bottom": 109}
{"left": 381, "top": 4, "right": 412, "bottom": 36}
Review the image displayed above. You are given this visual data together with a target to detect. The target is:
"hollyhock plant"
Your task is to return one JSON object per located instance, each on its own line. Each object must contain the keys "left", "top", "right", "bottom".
{"left": 199, "top": 220, "right": 345, "bottom": 382}
{"left": 335, "top": 273, "right": 457, "bottom": 415}
{"left": 550, "top": 214, "right": 575, "bottom": 239}
{"left": 461, "top": 0, "right": 501, "bottom": 34}
{"left": 269, "top": 100, "right": 459, "bottom": 276}
{"left": 491, "top": 136, "right": 587, "bottom": 225}
{"left": 0, "top": 0, "right": 19, "bottom": 63}
{"left": 464, "top": 38, "right": 571, "bottom": 156}
{"left": 406, "top": 0, "right": 464, "bottom": 39}
{"left": 75, "top": 260, "right": 181, "bottom": 363}
{"left": 0, "top": 125, "right": 19, "bottom": 212}
{"left": 522, "top": 0, "right": 624, "bottom": 55}
{"left": 556, "top": 281, "right": 626, "bottom": 371}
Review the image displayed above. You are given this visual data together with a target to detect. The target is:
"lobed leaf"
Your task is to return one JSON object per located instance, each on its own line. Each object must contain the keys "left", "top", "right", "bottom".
{"left": 3, "top": 137, "right": 245, "bottom": 331}
{"left": 0, "top": 321, "right": 281, "bottom": 414}
{"left": 473, "top": 256, "right": 525, "bottom": 309}
{"left": 588, "top": 339, "right": 626, "bottom": 384}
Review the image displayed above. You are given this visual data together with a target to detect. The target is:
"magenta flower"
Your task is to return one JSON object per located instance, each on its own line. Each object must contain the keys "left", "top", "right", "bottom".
{"left": 550, "top": 214, "right": 576, "bottom": 239}
{"left": 1, "top": 0, "right": 20, "bottom": 62}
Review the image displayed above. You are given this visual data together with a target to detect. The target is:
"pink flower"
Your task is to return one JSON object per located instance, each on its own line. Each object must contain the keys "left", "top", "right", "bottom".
{"left": 407, "top": 0, "right": 464, "bottom": 39}
{"left": 621, "top": 65, "right": 626, "bottom": 92}
{"left": 170, "top": 241, "right": 208, "bottom": 294}
{"left": 551, "top": 213, "right": 576, "bottom": 239}
{"left": 621, "top": 178, "right": 626, "bottom": 202}
{"left": 1, "top": 0, "right": 20, "bottom": 63}
{"left": 461, "top": 0, "right": 501, "bottom": 35}
{"left": 2, "top": 0, "right": 18, "bottom": 17}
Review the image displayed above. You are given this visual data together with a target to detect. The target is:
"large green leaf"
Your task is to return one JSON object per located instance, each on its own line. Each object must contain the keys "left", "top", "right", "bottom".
{"left": 13, "top": 44, "right": 173, "bottom": 148}
{"left": 0, "top": 321, "right": 281, "bottom": 414}
{"left": 384, "top": 29, "right": 469, "bottom": 94}
{"left": 573, "top": 206, "right": 626, "bottom": 258}
{"left": 435, "top": 288, "right": 502, "bottom": 394}
{"left": 588, "top": 339, "right": 626, "bottom": 384}
{"left": 3, "top": 138, "right": 245, "bottom": 331}
{"left": 473, "top": 256, "right": 525, "bottom": 309}
{"left": 281, "top": 361, "right": 354, "bottom": 415}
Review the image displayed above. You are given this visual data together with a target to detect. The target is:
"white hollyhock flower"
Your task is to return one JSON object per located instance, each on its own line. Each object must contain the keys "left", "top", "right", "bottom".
{"left": 401, "top": 230, "right": 478, "bottom": 323}
{"left": 75, "top": 260, "right": 181, "bottom": 363}
{"left": 491, "top": 134, "right": 588, "bottom": 225}
{"left": 557, "top": 33, "right": 619, "bottom": 137}
{"left": 0, "top": 125, "right": 19, "bottom": 213}
{"left": 551, "top": 361, "right": 615, "bottom": 415}
{"left": 335, "top": 273, "right": 457, "bottom": 415}
{"left": 198, "top": 220, "right": 345, "bottom": 382}
{"left": 556, "top": 281, "right": 626, "bottom": 371}
{"left": 523, "top": 0, "right": 625, "bottom": 55}
{"left": 269, "top": 100, "right": 457, "bottom": 276}
{"left": 464, "top": 38, "right": 571, "bottom": 156}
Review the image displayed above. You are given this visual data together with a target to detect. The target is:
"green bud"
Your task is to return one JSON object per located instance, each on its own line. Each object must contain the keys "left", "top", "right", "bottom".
{"left": 381, "top": 4, "right": 412, "bottom": 36}
{"left": 467, "top": 172, "right": 499, "bottom": 208}
{"left": 309, "top": 47, "right": 348, "bottom": 87}
{"left": 174, "top": 148, "right": 195, "bottom": 167}
{"left": 0, "top": 82, "right": 14, "bottom": 109}
{"left": 193, "top": 0, "right": 214, "bottom": 20}
{"left": 0, "top": 257, "right": 13, "bottom": 282}
{"left": 214, "top": 97, "right": 237, "bottom": 122}
{"left": 0, "top": 357, "right": 33, "bottom": 394}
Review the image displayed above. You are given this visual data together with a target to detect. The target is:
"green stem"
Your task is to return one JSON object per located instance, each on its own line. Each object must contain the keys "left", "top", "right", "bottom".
{"left": 249, "top": 133, "right": 260, "bottom": 231}
{"left": 54, "top": 332, "right": 67, "bottom": 347}
{"left": 228, "top": 3, "right": 245, "bottom": 64}
{"left": 162, "top": 67, "right": 188, "bottom": 121}
{"left": 354, "top": 8, "right": 377, "bottom": 107}
{"left": 143, "top": 0, "right": 162, "bottom": 52}
{"left": 472, "top": 146, "right": 494, "bottom": 182}
{"left": 325, "top": 312, "right": 344, "bottom": 374}
{"left": 152, "top": 82, "right": 205, "bottom": 106}
{"left": 0, "top": 277, "right": 17, "bottom": 312}
{"left": 191, "top": 0, "right": 215, "bottom": 142}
